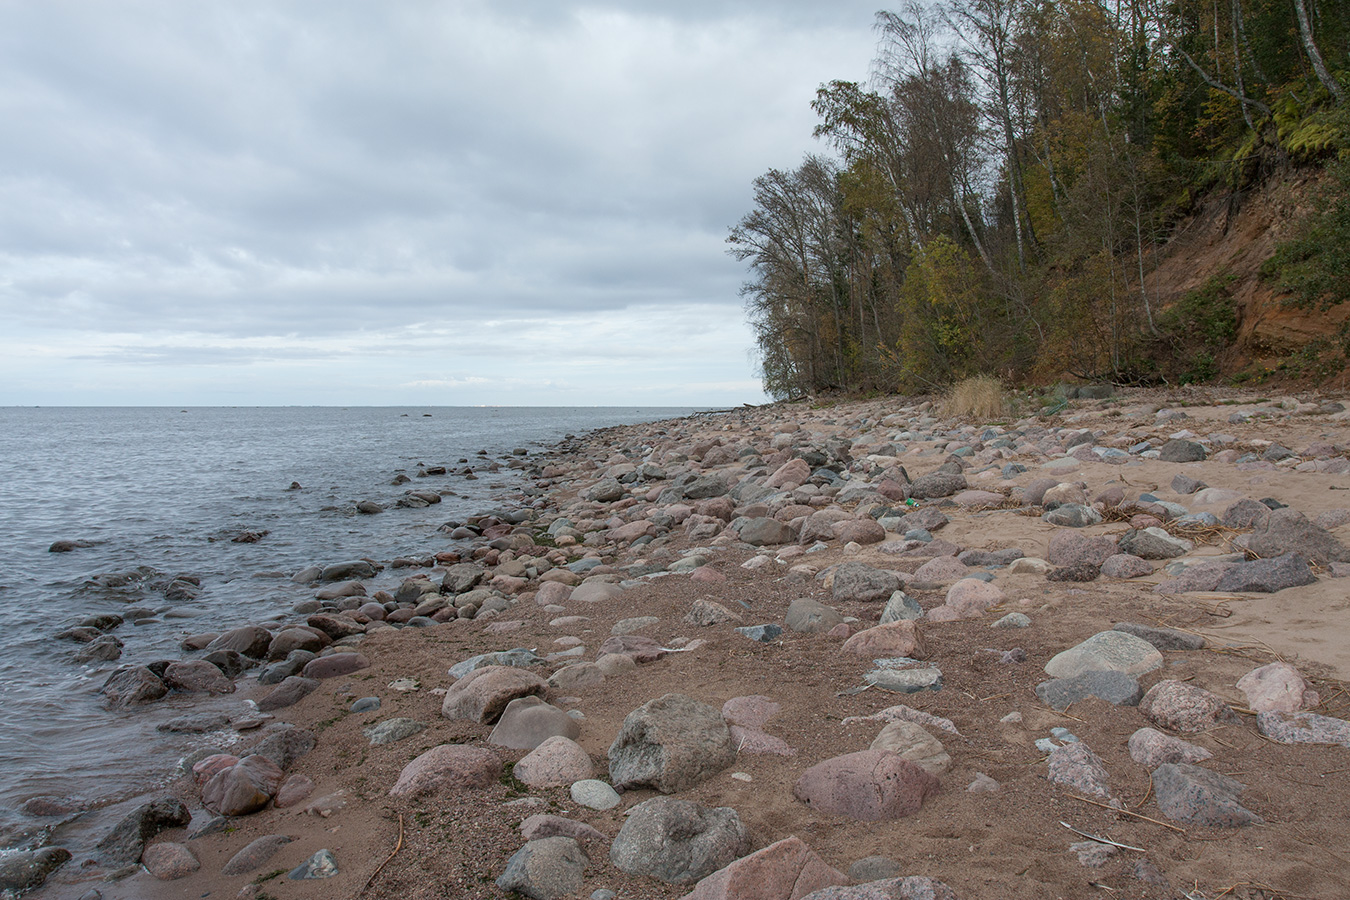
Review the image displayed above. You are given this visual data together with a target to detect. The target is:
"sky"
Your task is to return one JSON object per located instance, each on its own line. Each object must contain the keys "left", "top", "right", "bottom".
{"left": 0, "top": 1, "right": 885, "bottom": 407}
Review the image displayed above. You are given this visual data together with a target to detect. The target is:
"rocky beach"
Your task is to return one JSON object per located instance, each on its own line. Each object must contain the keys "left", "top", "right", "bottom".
{"left": 9, "top": 387, "right": 1350, "bottom": 900}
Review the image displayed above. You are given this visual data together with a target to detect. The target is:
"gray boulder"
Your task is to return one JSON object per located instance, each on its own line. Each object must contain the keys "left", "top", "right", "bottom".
{"left": 907, "top": 473, "right": 966, "bottom": 500}
{"left": 1213, "top": 553, "right": 1317, "bottom": 593}
{"left": 1247, "top": 509, "right": 1350, "bottom": 566}
{"left": 1112, "top": 623, "right": 1205, "bottom": 651}
{"left": 0, "top": 848, "right": 71, "bottom": 897}
{"left": 798, "top": 877, "right": 959, "bottom": 900}
{"left": 1151, "top": 764, "right": 1261, "bottom": 827}
{"left": 608, "top": 694, "right": 736, "bottom": 793}
{"left": 1042, "top": 504, "right": 1102, "bottom": 528}
{"left": 319, "top": 559, "right": 377, "bottom": 581}
{"left": 1043, "top": 631, "right": 1162, "bottom": 679}
{"left": 1036, "top": 671, "right": 1142, "bottom": 709}
{"left": 1118, "top": 527, "right": 1191, "bottom": 559}
{"left": 880, "top": 592, "right": 924, "bottom": 623}
{"left": 93, "top": 797, "right": 190, "bottom": 865}
{"left": 488, "top": 696, "right": 581, "bottom": 750}
{"left": 610, "top": 797, "right": 750, "bottom": 885}
{"left": 497, "top": 837, "right": 590, "bottom": 900}
{"left": 683, "top": 475, "right": 730, "bottom": 500}
{"left": 738, "top": 517, "right": 794, "bottom": 546}
{"left": 1158, "top": 440, "right": 1206, "bottom": 462}
{"left": 785, "top": 598, "right": 844, "bottom": 633}
{"left": 832, "top": 563, "right": 902, "bottom": 603}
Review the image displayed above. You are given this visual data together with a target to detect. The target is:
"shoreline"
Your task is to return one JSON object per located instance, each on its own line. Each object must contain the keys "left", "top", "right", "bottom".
{"left": 14, "top": 386, "right": 1350, "bottom": 899}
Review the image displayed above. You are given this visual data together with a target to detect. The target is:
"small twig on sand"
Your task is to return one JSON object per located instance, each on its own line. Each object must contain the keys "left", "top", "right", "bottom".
{"left": 360, "top": 811, "right": 404, "bottom": 895}
{"left": 1071, "top": 795, "right": 1186, "bottom": 833}
{"left": 1059, "top": 821, "right": 1146, "bottom": 852}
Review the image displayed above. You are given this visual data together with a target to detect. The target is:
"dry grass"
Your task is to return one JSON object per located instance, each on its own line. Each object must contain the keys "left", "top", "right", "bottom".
{"left": 942, "top": 375, "right": 1011, "bottom": 419}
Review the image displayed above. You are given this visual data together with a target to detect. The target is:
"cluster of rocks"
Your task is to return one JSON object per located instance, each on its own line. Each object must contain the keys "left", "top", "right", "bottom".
{"left": 16, "top": 389, "right": 1350, "bottom": 899}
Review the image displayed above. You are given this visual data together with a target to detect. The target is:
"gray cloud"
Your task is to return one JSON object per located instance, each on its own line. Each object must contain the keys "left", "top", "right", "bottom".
{"left": 0, "top": 0, "right": 881, "bottom": 404}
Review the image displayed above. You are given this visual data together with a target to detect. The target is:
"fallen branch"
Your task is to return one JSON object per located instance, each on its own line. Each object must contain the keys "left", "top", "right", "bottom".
{"left": 360, "top": 811, "right": 405, "bottom": 895}
{"left": 1071, "top": 795, "right": 1186, "bottom": 833}
{"left": 1059, "top": 821, "right": 1146, "bottom": 852}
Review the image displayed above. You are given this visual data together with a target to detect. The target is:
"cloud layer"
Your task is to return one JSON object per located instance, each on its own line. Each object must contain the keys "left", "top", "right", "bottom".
{"left": 1, "top": 1, "right": 879, "bottom": 405}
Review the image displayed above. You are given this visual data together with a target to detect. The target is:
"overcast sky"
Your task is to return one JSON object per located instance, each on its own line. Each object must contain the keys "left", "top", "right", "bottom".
{"left": 0, "top": 1, "right": 883, "bottom": 406}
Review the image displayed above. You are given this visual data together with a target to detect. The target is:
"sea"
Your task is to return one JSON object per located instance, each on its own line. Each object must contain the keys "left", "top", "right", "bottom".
{"left": 0, "top": 405, "right": 696, "bottom": 858}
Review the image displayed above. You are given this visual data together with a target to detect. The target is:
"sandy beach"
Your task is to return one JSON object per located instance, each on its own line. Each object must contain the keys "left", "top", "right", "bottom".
{"left": 18, "top": 385, "right": 1350, "bottom": 900}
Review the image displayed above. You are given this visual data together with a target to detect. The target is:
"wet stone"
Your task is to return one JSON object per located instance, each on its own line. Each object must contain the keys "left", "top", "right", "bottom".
{"left": 289, "top": 848, "right": 339, "bottom": 880}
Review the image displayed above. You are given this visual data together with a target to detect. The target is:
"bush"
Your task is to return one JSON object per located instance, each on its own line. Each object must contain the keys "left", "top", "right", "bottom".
{"left": 942, "top": 375, "right": 1010, "bottom": 419}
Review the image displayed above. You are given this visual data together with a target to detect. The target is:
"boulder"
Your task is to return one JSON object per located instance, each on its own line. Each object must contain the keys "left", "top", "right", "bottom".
{"left": 869, "top": 722, "right": 950, "bottom": 775}
{"left": 1042, "top": 504, "right": 1102, "bottom": 528}
{"left": 201, "top": 755, "right": 284, "bottom": 816}
{"left": 1247, "top": 508, "right": 1350, "bottom": 566}
{"left": 221, "top": 834, "right": 294, "bottom": 876}
{"left": 686, "top": 599, "right": 743, "bottom": 627}
{"left": 1139, "top": 680, "right": 1239, "bottom": 733}
{"left": 1111, "top": 623, "right": 1206, "bottom": 652}
{"left": 497, "top": 837, "right": 590, "bottom": 900}
{"left": 907, "top": 473, "right": 966, "bottom": 499}
{"left": 1158, "top": 440, "right": 1206, "bottom": 462}
{"left": 609, "top": 694, "right": 737, "bottom": 793}
{"left": 785, "top": 598, "right": 845, "bottom": 634}
{"left": 1043, "top": 631, "right": 1162, "bottom": 679}
{"left": 794, "top": 750, "right": 940, "bottom": 821}
{"left": 1213, "top": 553, "right": 1318, "bottom": 592}
{"left": 441, "top": 665, "right": 547, "bottom": 724}
{"left": 740, "top": 517, "right": 795, "bottom": 546}
{"left": 513, "top": 736, "right": 595, "bottom": 787}
{"left": 388, "top": 744, "right": 502, "bottom": 798}
{"left": 1100, "top": 554, "right": 1153, "bottom": 579}
{"left": 1036, "top": 671, "right": 1142, "bottom": 710}
{"left": 365, "top": 718, "right": 428, "bottom": 747}
{"left": 796, "top": 877, "right": 959, "bottom": 900}
{"left": 833, "top": 519, "right": 886, "bottom": 545}
{"left": 1151, "top": 764, "right": 1261, "bottom": 827}
{"left": 305, "top": 614, "right": 365, "bottom": 640}
{"left": 248, "top": 725, "right": 316, "bottom": 770}
{"left": 488, "top": 696, "right": 580, "bottom": 750}
{"left": 841, "top": 621, "right": 926, "bottom": 660}
{"left": 93, "top": 798, "right": 191, "bottom": 865}
{"left": 520, "top": 814, "right": 608, "bottom": 844}
{"left": 1046, "top": 742, "right": 1110, "bottom": 799}
{"left": 610, "top": 797, "right": 750, "bottom": 885}
{"left": 0, "top": 847, "right": 72, "bottom": 897}
{"left": 100, "top": 666, "right": 168, "bottom": 707}
{"left": 679, "top": 835, "right": 849, "bottom": 900}
{"left": 1046, "top": 532, "right": 1118, "bottom": 567}
{"left": 1127, "top": 728, "right": 1213, "bottom": 768}
{"left": 320, "top": 560, "right": 377, "bottom": 581}
{"left": 301, "top": 652, "right": 369, "bottom": 679}
{"left": 1118, "top": 527, "right": 1192, "bottom": 559}
{"left": 207, "top": 625, "right": 273, "bottom": 658}
{"left": 162, "top": 660, "right": 234, "bottom": 694}
{"left": 1256, "top": 710, "right": 1350, "bottom": 746}
{"left": 141, "top": 842, "right": 199, "bottom": 880}
{"left": 1237, "top": 662, "right": 1314, "bottom": 713}
{"left": 256, "top": 675, "right": 320, "bottom": 712}
{"left": 931, "top": 579, "right": 1004, "bottom": 620}
{"left": 831, "top": 563, "right": 902, "bottom": 603}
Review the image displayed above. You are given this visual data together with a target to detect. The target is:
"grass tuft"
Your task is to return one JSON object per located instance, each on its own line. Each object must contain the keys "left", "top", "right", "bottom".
{"left": 941, "top": 375, "right": 1010, "bottom": 419}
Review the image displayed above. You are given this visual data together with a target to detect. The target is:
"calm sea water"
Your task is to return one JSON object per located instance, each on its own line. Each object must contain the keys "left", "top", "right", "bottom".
{"left": 0, "top": 406, "right": 693, "bottom": 852}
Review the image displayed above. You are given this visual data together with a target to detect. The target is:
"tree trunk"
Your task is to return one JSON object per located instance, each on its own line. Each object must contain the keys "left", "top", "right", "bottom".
{"left": 1293, "top": 0, "right": 1345, "bottom": 104}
